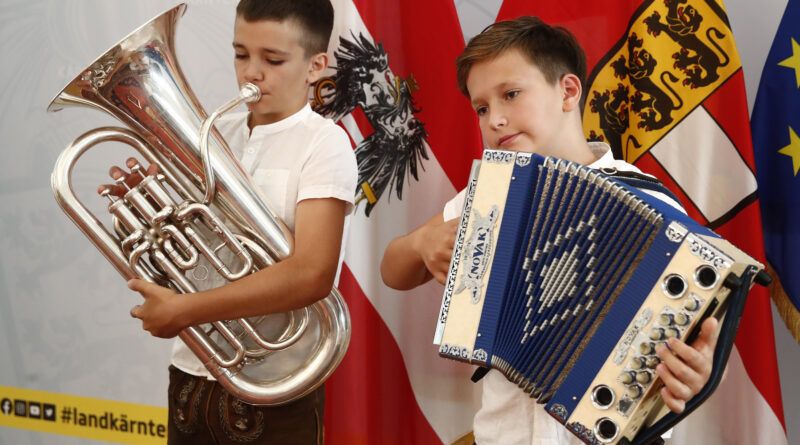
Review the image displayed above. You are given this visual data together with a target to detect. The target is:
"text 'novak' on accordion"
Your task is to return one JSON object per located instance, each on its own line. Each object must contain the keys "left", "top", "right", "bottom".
{"left": 434, "top": 150, "right": 767, "bottom": 445}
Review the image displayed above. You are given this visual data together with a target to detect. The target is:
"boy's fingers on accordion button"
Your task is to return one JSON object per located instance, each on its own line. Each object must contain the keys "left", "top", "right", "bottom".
{"left": 660, "top": 386, "right": 686, "bottom": 414}
{"left": 667, "top": 338, "right": 702, "bottom": 366}
{"left": 691, "top": 318, "right": 718, "bottom": 380}
{"left": 695, "top": 317, "right": 720, "bottom": 352}
{"left": 656, "top": 342, "right": 701, "bottom": 392}
{"left": 656, "top": 363, "right": 694, "bottom": 405}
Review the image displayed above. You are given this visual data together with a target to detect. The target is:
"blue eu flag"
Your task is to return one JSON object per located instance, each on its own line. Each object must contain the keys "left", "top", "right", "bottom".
{"left": 752, "top": 0, "right": 800, "bottom": 341}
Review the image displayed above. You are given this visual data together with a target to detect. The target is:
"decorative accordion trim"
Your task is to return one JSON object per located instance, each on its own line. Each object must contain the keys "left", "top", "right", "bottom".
{"left": 548, "top": 403, "right": 569, "bottom": 422}
{"left": 687, "top": 233, "right": 733, "bottom": 269}
{"left": 439, "top": 344, "right": 469, "bottom": 360}
{"left": 566, "top": 422, "right": 603, "bottom": 445}
{"left": 455, "top": 205, "right": 499, "bottom": 303}
{"left": 483, "top": 150, "right": 515, "bottom": 164}
{"left": 613, "top": 308, "right": 653, "bottom": 365}
{"left": 472, "top": 348, "right": 488, "bottom": 363}
{"left": 436, "top": 172, "right": 478, "bottom": 333}
{"left": 666, "top": 221, "right": 688, "bottom": 243}
{"left": 516, "top": 153, "right": 532, "bottom": 167}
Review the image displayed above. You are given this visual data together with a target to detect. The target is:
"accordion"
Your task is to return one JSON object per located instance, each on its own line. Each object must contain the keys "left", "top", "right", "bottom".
{"left": 434, "top": 150, "right": 765, "bottom": 445}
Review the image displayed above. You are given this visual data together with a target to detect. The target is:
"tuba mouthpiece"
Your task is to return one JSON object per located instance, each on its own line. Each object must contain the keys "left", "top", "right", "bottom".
{"left": 239, "top": 83, "right": 261, "bottom": 103}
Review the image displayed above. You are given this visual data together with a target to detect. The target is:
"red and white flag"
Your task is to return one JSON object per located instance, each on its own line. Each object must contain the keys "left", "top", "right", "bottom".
{"left": 314, "top": 1, "right": 483, "bottom": 443}
{"left": 496, "top": 0, "right": 787, "bottom": 443}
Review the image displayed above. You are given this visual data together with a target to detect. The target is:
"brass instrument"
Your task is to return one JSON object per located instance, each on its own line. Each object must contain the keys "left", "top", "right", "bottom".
{"left": 47, "top": 3, "right": 350, "bottom": 405}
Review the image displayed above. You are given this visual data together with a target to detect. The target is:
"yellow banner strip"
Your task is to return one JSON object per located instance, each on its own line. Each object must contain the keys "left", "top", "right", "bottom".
{"left": 0, "top": 385, "right": 167, "bottom": 445}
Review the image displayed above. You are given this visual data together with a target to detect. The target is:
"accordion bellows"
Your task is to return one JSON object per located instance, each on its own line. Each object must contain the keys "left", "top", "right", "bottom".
{"left": 434, "top": 150, "right": 763, "bottom": 445}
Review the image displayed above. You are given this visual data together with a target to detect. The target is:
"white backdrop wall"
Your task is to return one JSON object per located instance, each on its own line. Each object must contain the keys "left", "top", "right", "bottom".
{"left": 0, "top": 0, "right": 795, "bottom": 444}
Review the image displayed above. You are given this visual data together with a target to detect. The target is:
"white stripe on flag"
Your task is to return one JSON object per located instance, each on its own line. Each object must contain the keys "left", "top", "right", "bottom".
{"left": 340, "top": 113, "right": 364, "bottom": 145}
{"left": 329, "top": 0, "right": 373, "bottom": 57}
{"left": 649, "top": 106, "right": 757, "bottom": 222}
{"left": 329, "top": 1, "right": 481, "bottom": 440}
{"left": 668, "top": 346, "right": 787, "bottom": 445}
{"left": 344, "top": 149, "right": 481, "bottom": 443}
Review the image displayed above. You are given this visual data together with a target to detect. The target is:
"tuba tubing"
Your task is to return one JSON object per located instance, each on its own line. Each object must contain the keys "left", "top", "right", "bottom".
{"left": 48, "top": 3, "right": 350, "bottom": 405}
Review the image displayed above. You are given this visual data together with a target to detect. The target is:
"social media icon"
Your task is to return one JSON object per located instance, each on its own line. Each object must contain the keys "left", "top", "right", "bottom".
{"left": 1, "top": 398, "right": 11, "bottom": 415}
{"left": 14, "top": 400, "right": 27, "bottom": 417}
{"left": 43, "top": 404, "right": 56, "bottom": 422}
{"left": 29, "top": 402, "right": 41, "bottom": 419}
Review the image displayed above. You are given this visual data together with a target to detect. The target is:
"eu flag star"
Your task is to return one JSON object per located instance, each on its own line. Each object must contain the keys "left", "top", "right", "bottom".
{"left": 779, "top": 126, "right": 800, "bottom": 175}
{"left": 778, "top": 37, "right": 800, "bottom": 88}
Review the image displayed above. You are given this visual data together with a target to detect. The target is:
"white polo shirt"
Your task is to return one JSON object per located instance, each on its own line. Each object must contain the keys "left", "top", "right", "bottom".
{"left": 171, "top": 103, "right": 357, "bottom": 378}
{"left": 443, "top": 142, "right": 680, "bottom": 445}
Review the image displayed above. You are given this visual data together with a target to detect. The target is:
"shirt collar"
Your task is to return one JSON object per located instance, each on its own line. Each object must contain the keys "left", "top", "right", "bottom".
{"left": 586, "top": 141, "right": 615, "bottom": 168}
{"left": 248, "top": 103, "right": 312, "bottom": 138}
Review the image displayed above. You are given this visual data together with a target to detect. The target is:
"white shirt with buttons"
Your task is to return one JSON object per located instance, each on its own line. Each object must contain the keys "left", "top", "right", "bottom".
{"left": 170, "top": 103, "right": 357, "bottom": 378}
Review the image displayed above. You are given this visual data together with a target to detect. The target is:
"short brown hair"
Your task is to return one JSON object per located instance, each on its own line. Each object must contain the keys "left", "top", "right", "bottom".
{"left": 236, "top": 0, "right": 334, "bottom": 56}
{"left": 455, "top": 16, "right": 587, "bottom": 98}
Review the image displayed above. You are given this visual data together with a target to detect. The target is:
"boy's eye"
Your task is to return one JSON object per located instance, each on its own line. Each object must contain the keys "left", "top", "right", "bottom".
{"left": 505, "top": 90, "right": 520, "bottom": 100}
{"left": 267, "top": 59, "right": 285, "bottom": 66}
{"left": 475, "top": 106, "right": 488, "bottom": 116}
{"left": 234, "top": 53, "right": 247, "bottom": 60}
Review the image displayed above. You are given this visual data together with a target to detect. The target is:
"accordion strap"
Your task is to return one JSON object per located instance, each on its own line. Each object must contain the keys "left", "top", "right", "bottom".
{"left": 599, "top": 168, "right": 683, "bottom": 207}
{"left": 471, "top": 366, "right": 491, "bottom": 383}
{"left": 621, "top": 266, "right": 771, "bottom": 445}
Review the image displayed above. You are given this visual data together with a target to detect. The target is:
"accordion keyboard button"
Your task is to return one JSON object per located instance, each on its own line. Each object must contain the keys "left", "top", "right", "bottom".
{"left": 630, "top": 356, "right": 646, "bottom": 370}
{"left": 639, "top": 342, "right": 656, "bottom": 355}
{"left": 684, "top": 298, "right": 701, "bottom": 311}
{"left": 659, "top": 313, "right": 675, "bottom": 326}
{"left": 619, "top": 371, "right": 636, "bottom": 385}
{"left": 674, "top": 312, "right": 691, "bottom": 325}
{"left": 665, "top": 327, "right": 681, "bottom": 338}
{"left": 649, "top": 328, "right": 666, "bottom": 341}
{"left": 626, "top": 384, "right": 644, "bottom": 399}
{"left": 636, "top": 371, "right": 652, "bottom": 384}
{"left": 645, "top": 356, "right": 661, "bottom": 369}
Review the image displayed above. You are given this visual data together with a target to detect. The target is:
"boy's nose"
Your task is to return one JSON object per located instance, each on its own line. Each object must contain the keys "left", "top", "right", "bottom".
{"left": 489, "top": 113, "right": 507, "bottom": 130}
{"left": 243, "top": 61, "right": 264, "bottom": 82}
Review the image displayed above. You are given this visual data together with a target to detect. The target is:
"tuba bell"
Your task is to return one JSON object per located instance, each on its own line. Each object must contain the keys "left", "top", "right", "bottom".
{"left": 47, "top": 3, "right": 350, "bottom": 405}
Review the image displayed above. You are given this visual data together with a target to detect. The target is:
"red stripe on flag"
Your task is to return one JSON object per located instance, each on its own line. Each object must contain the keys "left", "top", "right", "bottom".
{"left": 713, "top": 205, "right": 787, "bottom": 428}
{"left": 701, "top": 70, "right": 758, "bottom": 171}
{"left": 350, "top": 106, "right": 373, "bottom": 140}
{"left": 633, "top": 152, "right": 709, "bottom": 225}
{"left": 691, "top": 30, "right": 785, "bottom": 431}
{"left": 352, "top": 0, "right": 482, "bottom": 189}
{"left": 497, "top": 1, "right": 640, "bottom": 71}
{"left": 325, "top": 265, "right": 442, "bottom": 445}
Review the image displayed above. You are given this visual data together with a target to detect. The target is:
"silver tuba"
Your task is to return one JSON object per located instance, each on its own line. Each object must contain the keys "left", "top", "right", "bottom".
{"left": 47, "top": 3, "right": 350, "bottom": 405}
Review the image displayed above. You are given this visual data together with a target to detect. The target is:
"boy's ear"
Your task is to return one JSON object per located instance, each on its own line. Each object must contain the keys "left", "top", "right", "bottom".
{"left": 307, "top": 52, "right": 329, "bottom": 84}
{"left": 560, "top": 73, "right": 582, "bottom": 112}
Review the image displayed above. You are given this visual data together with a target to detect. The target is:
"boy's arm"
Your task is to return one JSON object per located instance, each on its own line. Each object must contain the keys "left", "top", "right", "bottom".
{"left": 129, "top": 197, "right": 347, "bottom": 338}
{"left": 380, "top": 213, "right": 458, "bottom": 290}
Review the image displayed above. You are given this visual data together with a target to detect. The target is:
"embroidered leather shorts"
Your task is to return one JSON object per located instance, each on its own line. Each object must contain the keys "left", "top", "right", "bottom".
{"left": 167, "top": 366, "right": 324, "bottom": 445}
